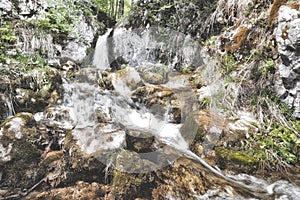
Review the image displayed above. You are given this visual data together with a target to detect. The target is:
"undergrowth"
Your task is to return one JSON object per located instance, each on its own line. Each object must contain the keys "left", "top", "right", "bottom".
{"left": 201, "top": 0, "right": 300, "bottom": 171}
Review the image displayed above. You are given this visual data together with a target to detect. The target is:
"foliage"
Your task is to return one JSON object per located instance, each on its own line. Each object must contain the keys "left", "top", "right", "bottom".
{"left": 31, "top": 6, "right": 76, "bottom": 40}
{"left": 220, "top": 53, "right": 239, "bottom": 75}
{"left": 247, "top": 121, "right": 300, "bottom": 168}
{"left": 199, "top": 97, "right": 211, "bottom": 109}
{"left": 210, "top": 6, "right": 299, "bottom": 171}
{"left": 93, "top": 0, "right": 131, "bottom": 21}
{"left": 0, "top": 20, "right": 17, "bottom": 62}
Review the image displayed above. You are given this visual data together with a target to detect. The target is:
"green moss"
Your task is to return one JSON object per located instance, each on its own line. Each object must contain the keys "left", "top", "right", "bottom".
{"left": 246, "top": 122, "right": 300, "bottom": 166}
{"left": 182, "top": 67, "right": 191, "bottom": 74}
{"left": 220, "top": 53, "right": 239, "bottom": 75}
{"left": 204, "top": 35, "right": 217, "bottom": 46}
{"left": 216, "top": 147, "right": 259, "bottom": 165}
{"left": 0, "top": 20, "right": 17, "bottom": 62}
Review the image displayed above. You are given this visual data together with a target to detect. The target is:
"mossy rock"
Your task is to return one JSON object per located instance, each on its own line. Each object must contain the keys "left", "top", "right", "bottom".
{"left": 215, "top": 147, "right": 259, "bottom": 166}
{"left": 13, "top": 67, "right": 62, "bottom": 113}
{"left": 0, "top": 120, "right": 44, "bottom": 189}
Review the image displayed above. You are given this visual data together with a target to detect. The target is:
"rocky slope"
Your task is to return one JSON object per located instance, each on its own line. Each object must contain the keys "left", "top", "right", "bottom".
{"left": 0, "top": 0, "right": 300, "bottom": 199}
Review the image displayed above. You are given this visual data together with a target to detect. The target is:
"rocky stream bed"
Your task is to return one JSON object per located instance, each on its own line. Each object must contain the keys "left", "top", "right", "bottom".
{"left": 1, "top": 0, "right": 300, "bottom": 199}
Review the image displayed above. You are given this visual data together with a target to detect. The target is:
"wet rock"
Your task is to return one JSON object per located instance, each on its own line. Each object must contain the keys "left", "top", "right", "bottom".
{"left": 131, "top": 85, "right": 173, "bottom": 107}
{"left": 125, "top": 129, "right": 156, "bottom": 153}
{"left": 111, "top": 67, "right": 142, "bottom": 93}
{"left": 72, "top": 124, "right": 126, "bottom": 156}
{"left": 274, "top": 5, "right": 300, "bottom": 118}
{"left": 74, "top": 67, "right": 100, "bottom": 84}
{"left": 41, "top": 106, "right": 77, "bottom": 130}
{"left": 98, "top": 70, "right": 114, "bottom": 90}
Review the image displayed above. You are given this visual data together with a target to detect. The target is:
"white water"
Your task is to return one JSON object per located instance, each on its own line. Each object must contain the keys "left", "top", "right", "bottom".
{"left": 93, "top": 26, "right": 203, "bottom": 70}
{"left": 43, "top": 27, "right": 300, "bottom": 199}
{"left": 93, "top": 28, "right": 113, "bottom": 69}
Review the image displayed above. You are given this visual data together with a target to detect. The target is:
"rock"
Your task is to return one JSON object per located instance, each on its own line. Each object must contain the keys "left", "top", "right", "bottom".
{"left": 153, "top": 158, "right": 219, "bottom": 199}
{"left": 74, "top": 67, "right": 100, "bottom": 84}
{"left": 25, "top": 181, "right": 109, "bottom": 200}
{"left": 140, "top": 71, "right": 165, "bottom": 84}
{"left": 13, "top": 67, "right": 62, "bottom": 113}
{"left": 131, "top": 85, "right": 173, "bottom": 107}
{"left": 111, "top": 67, "right": 142, "bottom": 94}
{"left": 1, "top": 112, "right": 35, "bottom": 140}
{"left": 61, "top": 41, "right": 89, "bottom": 63}
{"left": 42, "top": 106, "right": 77, "bottom": 129}
{"left": 72, "top": 123, "right": 126, "bottom": 156}
{"left": 109, "top": 151, "right": 157, "bottom": 199}
{"left": 294, "top": 91, "right": 300, "bottom": 118}
{"left": 0, "top": 0, "right": 12, "bottom": 16}
{"left": 0, "top": 112, "right": 43, "bottom": 189}
{"left": 274, "top": 6, "right": 300, "bottom": 117}
{"left": 125, "top": 129, "right": 156, "bottom": 153}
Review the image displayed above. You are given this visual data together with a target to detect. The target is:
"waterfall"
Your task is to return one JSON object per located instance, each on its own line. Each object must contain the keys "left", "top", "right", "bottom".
{"left": 93, "top": 28, "right": 113, "bottom": 70}
{"left": 45, "top": 27, "right": 300, "bottom": 199}
{"left": 93, "top": 26, "right": 203, "bottom": 70}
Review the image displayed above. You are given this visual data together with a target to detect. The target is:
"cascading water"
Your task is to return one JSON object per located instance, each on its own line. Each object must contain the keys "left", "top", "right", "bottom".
{"left": 38, "top": 25, "right": 300, "bottom": 199}
{"left": 93, "top": 28, "right": 113, "bottom": 70}
{"left": 93, "top": 26, "right": 203, "bottom": 70}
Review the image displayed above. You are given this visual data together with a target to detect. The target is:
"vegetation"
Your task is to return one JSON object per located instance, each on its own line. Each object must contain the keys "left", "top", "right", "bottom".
{"left": 198, "top": 0, "right": 300, "bottom": 172}
{"left": 31, "top": 6, "right": 76, "bottom": 40}
{"left": 93, "top": 0, "right": 132, "bottom": 21}
{"left": 0, "top": 20, "right": 17, "bottom": 62}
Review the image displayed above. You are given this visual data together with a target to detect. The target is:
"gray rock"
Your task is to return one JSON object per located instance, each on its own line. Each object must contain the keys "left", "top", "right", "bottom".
{"left": 294, "top": 91, "right": 300, "bottom": 119}
{"left": 61, "top": 14, "right": 96, "bottom": 62}
{"left": 0, "top": 0, "right": 12, "bottom": 15}
{"left": 274, "top": 6, "right": 300, "bottom": 117}
{"left": 61, "top": 41, "right": 88, "bottom": 62}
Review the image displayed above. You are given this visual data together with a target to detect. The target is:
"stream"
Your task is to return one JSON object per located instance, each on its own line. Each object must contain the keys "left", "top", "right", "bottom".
{"left": 33, "top": 26, "right": 300, "bottom": 199}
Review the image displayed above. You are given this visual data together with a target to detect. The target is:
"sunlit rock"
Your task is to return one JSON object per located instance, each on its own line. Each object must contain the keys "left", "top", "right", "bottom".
{"left": 275, "top": 5, "right": 300, "bottom": 118}
{"left": 41, "top": 106, "right": 77, "bottom": 129}
{"left": 0, "top": 0, "right": 12, "bottom": 16}
{"left": 111, "top": 67, "right": 142, "bottom": 93}
{"left": 72, "top": 124, "right": 126, "bottom": 155}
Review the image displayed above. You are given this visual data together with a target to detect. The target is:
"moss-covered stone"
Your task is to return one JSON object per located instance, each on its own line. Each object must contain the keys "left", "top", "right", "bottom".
{"left": 215, "top": 147, "right": 259, "bottom": 166}
{"left": 0, "top": 114, "right": 43, "bottom": 189}
{"left": 13, "top": 66, "right": 62, "bottom": 113}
